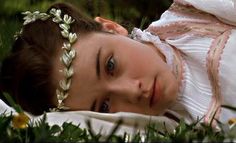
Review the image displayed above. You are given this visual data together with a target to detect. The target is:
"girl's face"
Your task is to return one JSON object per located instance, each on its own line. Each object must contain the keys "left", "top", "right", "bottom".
{"left": 54, "top": 32, "right": 178, "bottom": 115}
{"left": 53, "top": 18, "right": 179, "bottom": 115}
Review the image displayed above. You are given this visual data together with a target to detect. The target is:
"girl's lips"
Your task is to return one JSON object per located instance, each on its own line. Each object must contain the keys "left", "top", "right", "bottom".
{"left": 149, "top": 77, "right": 161, "bottom": 108}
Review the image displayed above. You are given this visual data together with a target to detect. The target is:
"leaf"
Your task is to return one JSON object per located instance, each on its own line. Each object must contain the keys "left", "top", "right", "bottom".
{"left": 221, "top": 105, "right": 236, "bottom": 112}
{"left": 50, "top": 125, "right": 61, "bottom": 135}
{"left": 0, "top": 113, "right": 12, "bottom": 135}
{"left": 3, "top": 92, "right": 23, "bottom": 113}
{"left": 105, "top": 119, "right": 123, "bottom": 142}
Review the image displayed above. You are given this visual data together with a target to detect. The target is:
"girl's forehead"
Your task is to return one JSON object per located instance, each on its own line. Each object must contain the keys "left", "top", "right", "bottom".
{"left": 74, "top": 32, "right": 124, "bottom": 49}
{"left": 70, "top": 36, "right": 106, "bottom": 90}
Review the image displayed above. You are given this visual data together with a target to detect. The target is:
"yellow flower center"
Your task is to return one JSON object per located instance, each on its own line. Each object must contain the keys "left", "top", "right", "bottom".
{"left": 12, "top": 112, "right": 30, "bottom": 129}
{"left": 228, "top": 118, "right": 236, "bottom": 125}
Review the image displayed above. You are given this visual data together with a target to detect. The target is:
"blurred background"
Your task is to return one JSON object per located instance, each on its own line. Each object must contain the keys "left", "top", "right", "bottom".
{"left": 0, "top": 0, "right": 172, "bottom": 61}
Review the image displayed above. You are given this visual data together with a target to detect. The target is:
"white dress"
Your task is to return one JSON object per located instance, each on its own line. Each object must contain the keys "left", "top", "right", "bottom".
{"left": 130, "top": 0, "right": 236, "bottom": 124}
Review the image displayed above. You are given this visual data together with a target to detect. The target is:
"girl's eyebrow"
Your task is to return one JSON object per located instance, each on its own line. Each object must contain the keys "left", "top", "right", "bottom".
{"left": 96, "top": 47, "right": 102, "bottom": 80}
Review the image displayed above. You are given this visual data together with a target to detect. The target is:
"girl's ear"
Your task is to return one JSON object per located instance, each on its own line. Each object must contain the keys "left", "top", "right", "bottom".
{"left": 94, "top": 17, "right": 128, "bottom": 36}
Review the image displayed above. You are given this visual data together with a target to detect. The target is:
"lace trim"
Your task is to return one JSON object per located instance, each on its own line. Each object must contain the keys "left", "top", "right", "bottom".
{"left": 130, "top": 28, "right": 174, "bottom": 68}
{"left": 205, "top": 30, "right": 232, "bottom": 125}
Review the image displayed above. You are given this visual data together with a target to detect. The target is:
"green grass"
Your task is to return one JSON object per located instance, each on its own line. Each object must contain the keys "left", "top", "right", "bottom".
{"left": 1, "top": 112, "right": 236, "bottom": 143}
{"left": 1, "top": 93, "right": 236, "bottom": 143}
{"left": 0, "top": 18, "right": 21, "bottom": 61}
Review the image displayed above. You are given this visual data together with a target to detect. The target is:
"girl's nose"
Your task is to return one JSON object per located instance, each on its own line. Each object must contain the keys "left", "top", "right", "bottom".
{"left": 108, "top": 78, "right": 144, "bottom": 103}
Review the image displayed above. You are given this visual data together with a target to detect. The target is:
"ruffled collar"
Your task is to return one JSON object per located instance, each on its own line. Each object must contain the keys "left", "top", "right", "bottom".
{"left": 129, "top": 28, "right": 175, "bottom": 70}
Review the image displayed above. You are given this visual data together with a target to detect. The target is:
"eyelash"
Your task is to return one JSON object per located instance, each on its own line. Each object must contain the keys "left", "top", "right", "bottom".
{"left": 105, "top": 55, "right": 116, "bottom": 76}
{"left": 99, "top": 54, "right": 115, "bottom": 113}
{"left": 99, "top": 97, "right": 110, "bottom": 113}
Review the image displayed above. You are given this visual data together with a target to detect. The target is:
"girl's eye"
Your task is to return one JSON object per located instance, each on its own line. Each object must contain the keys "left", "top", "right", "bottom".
{"left": 99, "top": 97, "right": 110, "bottom": 113}
{"left": 106, "top": 55, "right": 115, "bottom": 76}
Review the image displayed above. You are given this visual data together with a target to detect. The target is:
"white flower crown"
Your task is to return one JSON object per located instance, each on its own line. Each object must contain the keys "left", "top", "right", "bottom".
{"left": 22, "top": 8, "right": 78, "bottom": 111}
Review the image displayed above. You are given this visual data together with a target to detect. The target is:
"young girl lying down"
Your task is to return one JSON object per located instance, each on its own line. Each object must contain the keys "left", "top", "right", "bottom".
{"left": 0, "top": 0, "right": 236, "bottom": 130}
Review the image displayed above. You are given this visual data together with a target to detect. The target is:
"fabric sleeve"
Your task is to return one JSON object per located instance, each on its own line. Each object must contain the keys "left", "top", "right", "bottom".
{"left": 175, "top": 0, "right": 236, "bottom": 26}
{"left": 0, "top": 98, "right": 178, "bottom": 137}
{"left": 34, "top": 111, "right": 178, "bottom": 137}
{"left": 0, "top": 99, "right": 15, "bottom": 114}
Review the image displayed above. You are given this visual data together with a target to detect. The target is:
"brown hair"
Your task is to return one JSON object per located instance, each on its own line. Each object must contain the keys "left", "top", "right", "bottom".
{"left": 0, "top": 2, "right": 102, "bottom": 115}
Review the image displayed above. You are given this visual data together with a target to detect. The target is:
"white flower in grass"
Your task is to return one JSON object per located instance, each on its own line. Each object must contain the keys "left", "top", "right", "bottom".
{"left": 68, "top": 49, "right": 76, "bottom": 59}
{"left": 62, "top": 49, "right": 76, "bottom": 67}
{"left": 62, "top": 42, "right": 71, "bottom": 50}
{"left": 22, "top": 11, "right": 31, "bottom": 15}
{"left": 58, "top": 102, "right": 64, "bottom": 107}
{"left": 64, "top": 67, "right": 74, "bottom": 78}
{"left": 22, "top": 11, "right": 35, "bottom": 25}
{"left": 51, "top": 88, "right": 69, "bottom": 111}
{"left": 63, "top": 14, "right": 75, "bottom": 25}
{"left": 49, "top": 8, "right": 57, "bottom": 15}
{"left": 52, "top": 17, "right": 62, "bottom": 23}
{"left": 61, "top": 49, "right": 75, "bottom": 67}
{"left": 61, "top": 30, "right": 69, "bottom": 38}
{"left": 22, "top": 11, "right": 38, "bottom": 25}
{"left": 14, "top": 29, "right": 23, "bottom": 40}
{"left": 50, "top": 8, "right": 61, "bottom": 18}
{"left": 59, "top": 23, "right": 70, "bottom": 31}
{"left": 61, "top": 52, "right": 72, "bottom": 67}
{"left": 56, "top": 89, "right": 63, "bottom": 97}
{"left": 56, "top": 89, "right": 67, "bottom": 102}
{"left": 39, "top": 13, "right": 50, "bottom": 20}
{"left": 69, "top": 33, "right": 77, "bottom": 43}
{"left": 22, "top": 13, "right": 30, "bottom": 24}
{"left": 57, "top": 93, "right": 68, "bottom": 101}
{"left": 59, "top": 79, "right": 71, "bottom": 91}
{"left": 22, "top": 11, "right": 49, "bottom": 25}
{"left": 50, "top": 8, "right": 62, "bottom": 23}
